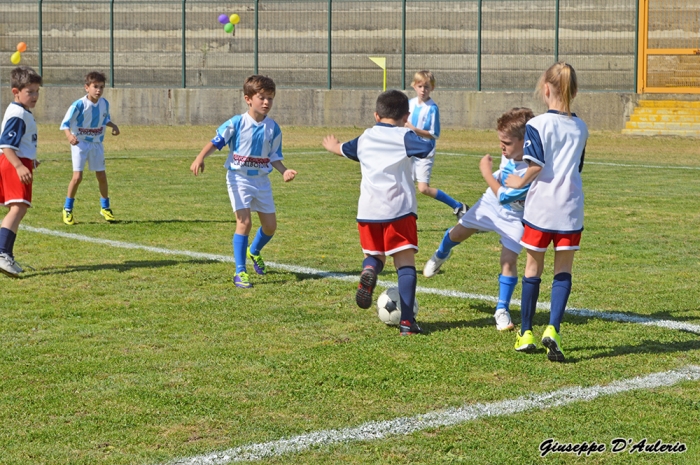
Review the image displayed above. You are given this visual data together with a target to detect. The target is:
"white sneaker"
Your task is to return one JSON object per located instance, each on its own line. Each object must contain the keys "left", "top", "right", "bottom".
{"left": 494, "top": 308, "right": 515, "bottom": 331}
{"left": 423, "top": 250, "right": 451, "bottom": 277}
{"left": 0, "top": 252, "right": 22, "bottom": 278}
{"left": 453, "top": 203, "right": 469, "bottom": 220}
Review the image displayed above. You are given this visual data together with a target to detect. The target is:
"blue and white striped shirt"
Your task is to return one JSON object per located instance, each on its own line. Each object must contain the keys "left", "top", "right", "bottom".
{"left": 60, "top": 96, "right": 111, "bottom": 143}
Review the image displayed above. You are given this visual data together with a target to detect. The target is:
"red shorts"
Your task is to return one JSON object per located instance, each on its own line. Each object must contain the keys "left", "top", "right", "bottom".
{"left": 358, "top": 215, "right": 418, "bottom": 256}
{"left": 0, "top": 155, "right": 33, "bottom": 206}
{"left": 520, "top": 224, "right": 581, "bottom": 252}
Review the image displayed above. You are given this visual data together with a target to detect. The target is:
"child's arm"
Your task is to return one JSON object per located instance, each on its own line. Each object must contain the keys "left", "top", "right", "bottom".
{"left": 322, "top": 135, "right": 345, "bottom": 156}
{"left": 1, "top": 148, "right": 32, "bottom": 185}
{"left": 505, "top": 162, "right": 542, "bottom": 189}
{"left": 405, "top": 123, "right": 435, "bottom": 140}
{"left": 479, "top": 155, "right": 501, "bottom": 196}
{"left": 106, "top": 121, "right": 120, "bottom": 136}
{"left": 271, "top": 160, "right": 297, "bottom": 182}
{"left": 63, "top": 128, "right": 78, "bottom": 146}
{"left": 190, "top": 142, "right": 217, "bottom": 176}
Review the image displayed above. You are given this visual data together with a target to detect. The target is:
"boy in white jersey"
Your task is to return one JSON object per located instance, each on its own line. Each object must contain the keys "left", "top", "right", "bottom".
{"left": 322, "top": 90, "right": 435, "bottom": 336}
{"left": 505, "top": 62, "right": 588, "bottom": 362}
{"left": 0, "top": 66, "right": 42, "bottom": 277}
{"left": 406, "top": 71, "right": 468, "bottom": 219}
{"left": 190, "top": 75, "right": 297, "bottom": 289}
{"left": 423, "top": 108, "right": 535, "bottom": 331}
{"left": 60, "top": 71, "right": 120, "bottom": 225}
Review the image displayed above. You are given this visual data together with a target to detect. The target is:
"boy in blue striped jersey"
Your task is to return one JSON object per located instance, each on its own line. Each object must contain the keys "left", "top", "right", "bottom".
{"left": 190, "top": 75, "right": 296, "bottom": 288}
{"left": 423, "top": 108, "right": 535, "bottom": 331}
{"left": 60, "top": 71, "right": 120, "bottom": 225}
{"left": 406, "top": 70, "right": 468, "bottom": 219}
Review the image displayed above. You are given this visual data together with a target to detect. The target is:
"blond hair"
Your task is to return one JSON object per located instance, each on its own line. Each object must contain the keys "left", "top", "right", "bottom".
{"left": 536, "top": 62, "right": 578, "bottom": 115}
{"left": 497, "top": 107, "right": 535, "bottom": 139}
{"left": 411, "top": 70, "right": 436, "bottom": 88}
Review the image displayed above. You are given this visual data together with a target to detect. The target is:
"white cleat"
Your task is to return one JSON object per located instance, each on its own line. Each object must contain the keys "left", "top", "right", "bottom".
{"left": 0, "top": 252, "right": 22, "bottom": 278}
{"left": 494, "top": 308, "right": 515, "bottom": 331}
{"left": 423, "top": 250, "right": 451, "bottom": 277}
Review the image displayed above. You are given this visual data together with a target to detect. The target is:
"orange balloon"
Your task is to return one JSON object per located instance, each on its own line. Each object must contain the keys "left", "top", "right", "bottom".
{"left": 17, "top": 42, "right": 27, "bottom": 53}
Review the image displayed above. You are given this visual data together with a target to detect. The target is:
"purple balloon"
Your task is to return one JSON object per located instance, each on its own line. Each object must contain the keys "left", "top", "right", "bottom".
{"left": 218, "top": 14, "right": 230, "bottom": 24}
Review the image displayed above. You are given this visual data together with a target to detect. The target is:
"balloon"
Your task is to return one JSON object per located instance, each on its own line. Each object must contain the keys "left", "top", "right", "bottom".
{"left": 223, "top": 23, "right": 234, "bottom": 33}
{"left": 218, "top": 14, "right": 230, "bottom": 24}
{"left": 230, "top": 14, "right": 240, "bottom": 25}
{"left": 10, "top": 51, "right": 21, "bottom": 65}
{"left": 16, "top": 42, "right": 27, "bottom": 53}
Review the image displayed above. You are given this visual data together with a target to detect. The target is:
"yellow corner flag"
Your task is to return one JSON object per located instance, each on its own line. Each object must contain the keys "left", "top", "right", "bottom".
{"left": 369, "top": 56, "right": 387, "bottom": 91}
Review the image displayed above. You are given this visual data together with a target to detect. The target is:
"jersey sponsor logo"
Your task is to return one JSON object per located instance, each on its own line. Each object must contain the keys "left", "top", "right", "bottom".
{"left": 524, "top": 140, "right": 532, "bottom": 148}
{"left": 7, "top": 131, "right": 16, "bottom": 139}
{"left": 77, "top": 127, "right": 104, "bottom": 136}
{"left": 232, "top": 154, "right": 271, "bottom": 169}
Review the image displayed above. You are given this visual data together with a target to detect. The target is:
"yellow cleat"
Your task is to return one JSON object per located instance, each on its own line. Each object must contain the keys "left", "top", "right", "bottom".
{"left": 514, "top": 330, "right": 537, "bottom": 352}
{"left": 541, "top": 325, "right": 566, "bottom": 362}
{"left": 62, "top": 208, "right": 75, "bottom": 226}
{"left": 100, "top": 208, "right": 116, "bottom": 222}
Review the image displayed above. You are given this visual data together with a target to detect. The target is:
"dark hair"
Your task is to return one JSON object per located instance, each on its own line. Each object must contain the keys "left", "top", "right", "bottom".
{"left": 375, "top": 90, "right": 409, "bottom": 120}
{"left": 243, "top": 75, "right": 276, "bottom": 97}
{"left": 85, "top": 71, "right": 107, "bottom": 86}
{"left": 496, "top": 107, "right": 535, "bottom": 139}
{"left": 11, "top": 66, "right": 42, "bottom": 91}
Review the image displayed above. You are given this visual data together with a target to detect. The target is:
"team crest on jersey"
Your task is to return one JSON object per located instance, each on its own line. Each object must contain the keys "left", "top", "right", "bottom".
{"left": 524, "top": 140, "right": 532, "bottom": 148}
{"left": 7, "top": 131, "right": 16, "bottom": 139}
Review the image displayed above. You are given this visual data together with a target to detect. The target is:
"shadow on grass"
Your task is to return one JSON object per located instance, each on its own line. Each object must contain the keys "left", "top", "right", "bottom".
{"left": 113, "top": 219, "right": 233, "bottom": 225}
{"left": 572, "top": 338, "right": 700, "bottom": 363}
{"left": 29, "top": 259, "right": 214, "bottom": 276}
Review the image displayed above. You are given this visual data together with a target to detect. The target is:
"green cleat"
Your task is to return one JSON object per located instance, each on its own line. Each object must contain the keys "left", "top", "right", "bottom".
{"left": 246, "top": 247, "right": 267, "bottom": 275}
{"left": 514, "top": 330, "right": 537, "bottom": 352}
{"left": 541, "top": 325, "right": 565, "bottom": 362}
{"left": 233, "top": 271, "right": 253, "bottom": 288}
{"left": 100, "top": 208, "right": 116, "bottom": 222}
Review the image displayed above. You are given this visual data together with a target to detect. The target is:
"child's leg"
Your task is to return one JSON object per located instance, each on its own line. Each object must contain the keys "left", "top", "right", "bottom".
{"left": 392, "top": 249, "right": 418, "bottom": 323}
{"left": 549, "top": 250, "right": 575, "bottom": 332}
{"left": 520, "top": 249, "right": 545, "bottom": 333}
{"left": 497, "top": 247, "right": 519, "bottom": 311}
{"left": 437, "top": 224, "right": 475, "bottom": 258}
{"left": 65, "top": 171, "right": 83, "bottom": 210}
{"left": 95, "top": 170, "right": 109, "bottom": 207}
{"left": 233, "top": 208, "right": 253, "bottom": 274}
{"left": 250, "top": 212, "right": 277, "bottom": 255}
{"left": 0, "top": 203, "right": 28, "bottom": 256}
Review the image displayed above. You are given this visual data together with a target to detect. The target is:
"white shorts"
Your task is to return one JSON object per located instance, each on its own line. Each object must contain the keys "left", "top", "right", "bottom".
{"left": 226, "top": 171, "right": 276, "bottom": 214}
{"left": 458, "top": 196, "right": 524, "bottom": 254}
{"left": 71, "top": 141, "right": 105, "bottom": 172}
{"left": 412, "top": 156, "right": 434, "bottom": 184}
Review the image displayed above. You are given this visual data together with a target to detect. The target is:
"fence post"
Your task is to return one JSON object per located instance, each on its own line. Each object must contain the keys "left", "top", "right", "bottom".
{"left": 182, "top": 0, "right": 186, "bottom": 88}
{"left": 401, "top": 0, "right": 406, "bottom": 90}
{"left": 477, "top": 0, "right": 481, "bottom": 91}
{"left": 554, "top": 0, "right": 559, "bottom": 62}
{"left": 110, "top": 0, "right": 114, "bottom": 87}
{"left": 327, "top": 0, "right": 332, "bottom": 89}
{"left": 254, "top": 0, "right": 259, "bottom": 74}
{"left": 634, "top": 0, "right": 640, "bottom": 92}
{"left": 38, "top": 0, "right": 43, "bottom": 76}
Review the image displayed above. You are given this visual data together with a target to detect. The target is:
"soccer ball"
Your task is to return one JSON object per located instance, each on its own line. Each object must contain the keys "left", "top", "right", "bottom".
{"left": 376, "top": 287, "right": 419, "bottom": 326}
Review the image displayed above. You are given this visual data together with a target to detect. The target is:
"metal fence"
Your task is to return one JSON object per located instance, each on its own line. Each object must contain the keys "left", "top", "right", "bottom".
{"left": 1, "top": 0, "right": 638, "bottom": 91}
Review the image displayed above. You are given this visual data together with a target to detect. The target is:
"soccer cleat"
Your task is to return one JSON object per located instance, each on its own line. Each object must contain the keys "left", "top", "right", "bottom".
{"left": 494, "top": 308, "right": 515, "bottom": 331}
{"left": 355, "top": 266, "right": 377, "bottom": 309}
{"left": 423, "top": 250, "right": 451, "bottom": 277}
{"left": 514, "top": 330, "right": 537, "bottom": 352}
{"left": 100, "top": 208, "right": 116, "bottom": 222}
{"left": 541, "top": 325, "right": 566, "bottom": 362}
{"left": 62, "top": 208, "right": 75, "bottom": 225}
{"left": 453, "top": 202, "right": 469, "bottom": 220}
{"left": 0, "top": 252, "right": 22, "bottom": 278}
{"left": 233, "top": 271, "right": 252, "bottom": 288}
{"left": 399, "top": 319, "right": 423, "bottom": 336}
{"left": 246, "top": 247, "right": 267, "bottom": 275}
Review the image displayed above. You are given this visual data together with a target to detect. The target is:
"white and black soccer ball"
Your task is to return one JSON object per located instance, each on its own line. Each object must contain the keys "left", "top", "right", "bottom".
{"left": 376, "top": 287, "right": 419, "bottom": 326}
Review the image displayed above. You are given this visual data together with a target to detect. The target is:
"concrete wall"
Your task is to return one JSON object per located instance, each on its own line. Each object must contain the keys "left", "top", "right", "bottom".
{"left": 1, "top": 86, "right": 647, "bottom": 131}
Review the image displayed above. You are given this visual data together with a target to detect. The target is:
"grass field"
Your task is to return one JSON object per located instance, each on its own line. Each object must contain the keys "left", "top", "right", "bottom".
{"left": 1, "top": 125, "right": 700, "bottom": 465}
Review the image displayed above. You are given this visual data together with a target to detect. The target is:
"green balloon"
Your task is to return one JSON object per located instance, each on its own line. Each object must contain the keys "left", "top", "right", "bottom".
{"left": 224, "top": 23, "right": 234, "bottom": 33}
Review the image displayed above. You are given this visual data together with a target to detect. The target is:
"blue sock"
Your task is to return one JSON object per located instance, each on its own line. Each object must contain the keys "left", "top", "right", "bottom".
{"left": 436, "top": 228, "right": 461, "bottom": 259}
{"left": 497, "top": 274, "right": 518, "bottom": 311}
{"left": 100, "top": 197, "right": 110, "bottom": 209}
{"left": 362, "top": 255, "right": 384, "bottom": 274}
{"left": 520, "top": 276, "right": 541, "bottom": 333}
{"left": 397, "top": 266, "right": 417, "bottom": 322}
{"left": 64, "top": 197, "right": 75, "bottom": 210}
{"left": 434, "top": 190, "right": 461, "bottom": 209}
{"left": 0, "top": 228, "right": 16, "bottom": 256}
{"left": 233, "top": 234, "right": 248, "bottom": 273}
{"left": 549, "top": 273, "right": 572, "bottom": 333}
{"left": 249, "top": 227, "right": 273, "bottom": 255}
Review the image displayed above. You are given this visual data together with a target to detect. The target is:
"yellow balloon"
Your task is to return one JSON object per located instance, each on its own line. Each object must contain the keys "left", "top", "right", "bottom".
{"left": 10, "top": 51, "right": 21, "bottom": 65}
{"left": 230, "top": 14, "right": 240, "bottom": 25}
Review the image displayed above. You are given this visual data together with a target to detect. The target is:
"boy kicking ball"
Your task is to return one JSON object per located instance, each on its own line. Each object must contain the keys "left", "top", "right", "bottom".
{"left": 423, "top": 108, "right": 534, "bottom": 331}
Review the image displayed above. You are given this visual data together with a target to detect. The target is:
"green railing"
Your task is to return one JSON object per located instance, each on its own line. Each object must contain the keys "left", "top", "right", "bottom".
{"left": 1, "top": 0, "right": 638, "bottom": 91}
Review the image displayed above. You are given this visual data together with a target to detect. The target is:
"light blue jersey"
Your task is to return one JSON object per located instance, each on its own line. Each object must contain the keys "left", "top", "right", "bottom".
{"left": 212, "top": 112, "right": 283, "bottom": 176}
{"left": 492, "top": 158, "right": 530, "bottom": 212}
{"left": 408, "top": 97, "right": 440, "bottom": 139}
{"left": 60, "top": 96, "right": 111, "bottom": 143}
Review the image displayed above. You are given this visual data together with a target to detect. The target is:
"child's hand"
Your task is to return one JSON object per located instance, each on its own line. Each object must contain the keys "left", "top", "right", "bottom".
{"left": 15, "top": 164, "right": 32, "bottom": 185}
{"left": 111, "top": 125, "right": 120, "bottom": 136}
{"left": 479, "top": 154, "right": 493, "bottom": 178}
{"left": 405, "top": 121, "right": 416, "bottom": 130}
{"left": 322, "top": 135, "right": 340, "bottom": 152}
{"left": 283, "top": 169, "right": 297, "bottom": 182}
{"left": 505, "top": 174, "right": 525, "bottom": 189}
{"left": 68, "top": 134, "right": 79, "bottom": 145}
{"left": 190, "top": 158, "right": 205, "bottom": 176}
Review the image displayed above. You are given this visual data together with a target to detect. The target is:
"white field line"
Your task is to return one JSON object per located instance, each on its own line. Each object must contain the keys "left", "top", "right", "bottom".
{"left": 168, "top": 365, "right": 700, "bottom": 465}
{"left": 20, "top": 225, "right": 700, "bottom": 335}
